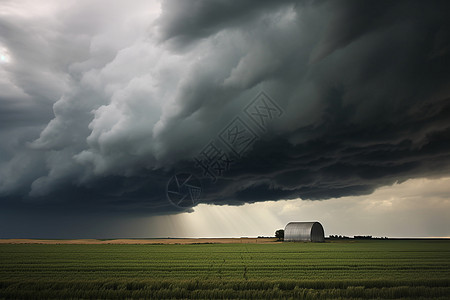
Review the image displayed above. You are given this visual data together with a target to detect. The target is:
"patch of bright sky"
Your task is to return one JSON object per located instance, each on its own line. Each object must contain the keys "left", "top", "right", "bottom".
{"left": 0, "top": 47, "right": 10, "bottom": 63}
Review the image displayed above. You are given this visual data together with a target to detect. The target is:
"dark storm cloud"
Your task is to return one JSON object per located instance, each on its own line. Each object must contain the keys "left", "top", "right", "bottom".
{"left": 204, "top": 100, "right": 450, "bottom": 205}
{"left": 1, "top": 0, "right": 450, "bottom": 216}
{"left": 157, "top": 0, "right": 294, "bottom": 45}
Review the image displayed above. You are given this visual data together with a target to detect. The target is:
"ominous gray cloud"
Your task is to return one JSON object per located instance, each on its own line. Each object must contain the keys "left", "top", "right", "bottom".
{"left": 0, "top": 0, "right": 450, "bottom": 220}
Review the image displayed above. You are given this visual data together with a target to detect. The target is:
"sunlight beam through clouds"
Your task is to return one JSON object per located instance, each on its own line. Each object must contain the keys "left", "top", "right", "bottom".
{"left": 164, "top": 178, "right": 450, "bottom": 238}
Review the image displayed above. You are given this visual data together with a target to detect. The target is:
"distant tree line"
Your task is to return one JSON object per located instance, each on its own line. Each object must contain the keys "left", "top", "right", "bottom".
{"left": 328, "top": 235, "right": 389, "bottom": 240}
{"left": 353, "top": 235, "right": 389, "bottom": 239}
{"left": 328, "top": 235, "right": 350, "bottom": 239}
{"left": 354, "top": 235, "right": 373, "bottom": 239}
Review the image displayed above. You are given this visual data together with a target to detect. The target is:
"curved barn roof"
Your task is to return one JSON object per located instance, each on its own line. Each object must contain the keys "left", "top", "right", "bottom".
{"left": 284, "top": 221, "right": 325, "bottom": 242}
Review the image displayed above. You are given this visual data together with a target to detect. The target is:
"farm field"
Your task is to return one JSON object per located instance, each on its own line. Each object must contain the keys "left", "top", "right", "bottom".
{"left": 0, "top": 240, "right": 449, "bottom": 299}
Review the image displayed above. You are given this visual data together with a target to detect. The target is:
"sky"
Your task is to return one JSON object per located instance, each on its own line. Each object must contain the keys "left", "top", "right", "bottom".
{"left": 0, "top": 0, "right": 450, "bottom": 238}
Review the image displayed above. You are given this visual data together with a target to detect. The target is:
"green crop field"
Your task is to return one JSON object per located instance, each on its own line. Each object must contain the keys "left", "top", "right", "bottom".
{"left": 0, "top": 240, "right": 449, "bottom": 299}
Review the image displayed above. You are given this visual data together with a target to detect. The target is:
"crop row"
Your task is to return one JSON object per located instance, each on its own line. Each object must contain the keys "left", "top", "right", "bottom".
{"left": 1, "top": 279, "right": 450, "bottom": 299}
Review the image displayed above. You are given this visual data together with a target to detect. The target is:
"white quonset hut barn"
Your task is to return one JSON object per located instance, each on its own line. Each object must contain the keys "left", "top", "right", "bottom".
{"left": 284, "top": 221, "right": 325, "bottom": 242}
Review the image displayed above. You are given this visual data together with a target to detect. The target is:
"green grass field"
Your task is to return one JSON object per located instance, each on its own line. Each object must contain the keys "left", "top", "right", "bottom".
{"left": 0, "top": 240, "right": 449, "bottom": 299}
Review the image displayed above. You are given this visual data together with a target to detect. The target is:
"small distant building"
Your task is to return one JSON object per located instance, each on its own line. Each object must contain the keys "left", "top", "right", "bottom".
{"left": 284, "top": 221, "right": 325, "bottom": 242}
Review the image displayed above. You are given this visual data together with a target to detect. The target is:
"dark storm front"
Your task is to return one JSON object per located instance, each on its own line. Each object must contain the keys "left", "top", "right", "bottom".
{"left": 166, "top": 91, "right": 284, "bottom": 209}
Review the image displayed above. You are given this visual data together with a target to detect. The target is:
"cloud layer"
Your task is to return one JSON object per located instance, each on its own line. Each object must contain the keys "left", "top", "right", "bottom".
{"left": 1, "top": 0, "right": 450, "bottom": 215}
